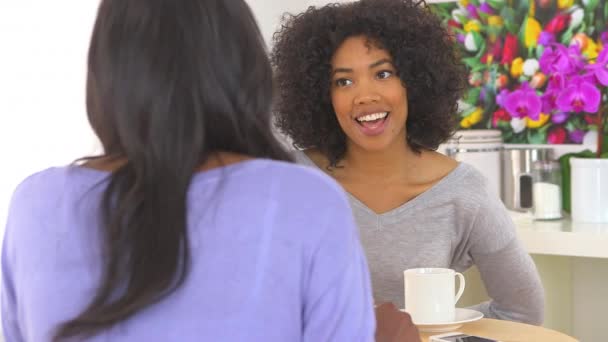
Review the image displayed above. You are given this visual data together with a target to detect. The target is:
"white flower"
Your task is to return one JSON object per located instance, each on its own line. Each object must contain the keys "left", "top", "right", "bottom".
{"left": 452, "top": 9, "right": 467, "bottom": 23}
{"left": 457, "top": 100, "right": 474, "bottom": 114}
{"left": 510, "top": 118, "right": 526, "bottom": 133}
{"left": 569, "top": 7, "right": 584, "bottom": 29}
{"left": 583, "top": 130, "right": 598, "bottom": 146}
{"left": 523, "top": 59, "right": 540, "bottom": 77}
{"left": 464, "top": 32, "right": 478, "bottom": 52}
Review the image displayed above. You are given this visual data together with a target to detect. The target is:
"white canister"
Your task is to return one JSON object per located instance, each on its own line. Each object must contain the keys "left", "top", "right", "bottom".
{"left": 570, "top": 158, "right": 608, "bottom": 223}
{"left": 444, "top": 130, "right": 503, "bottom": 197}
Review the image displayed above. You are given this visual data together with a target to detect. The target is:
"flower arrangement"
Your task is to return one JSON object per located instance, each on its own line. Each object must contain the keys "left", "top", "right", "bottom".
{"left": 431, "top": 0, "right": 608, "bottom": 150}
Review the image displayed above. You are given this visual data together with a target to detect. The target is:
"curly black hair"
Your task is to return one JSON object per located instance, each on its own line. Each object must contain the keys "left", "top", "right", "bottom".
{"left": 271, "top": 0, "right": 467, "bottom": 166}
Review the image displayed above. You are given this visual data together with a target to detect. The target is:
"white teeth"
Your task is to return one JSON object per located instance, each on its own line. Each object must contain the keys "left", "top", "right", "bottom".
{"left": 356, "top": 112, "right": 388, "bottom": 122}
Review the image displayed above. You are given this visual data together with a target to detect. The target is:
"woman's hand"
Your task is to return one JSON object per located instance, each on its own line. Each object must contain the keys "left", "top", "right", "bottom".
{"left": 375, "top": 302, "right": 421, "bottom": 342}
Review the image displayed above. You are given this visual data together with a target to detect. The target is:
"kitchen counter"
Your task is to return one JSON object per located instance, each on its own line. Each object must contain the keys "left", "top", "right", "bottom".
{"left": 511, "top": 211, "right": 608, "bottom": 259}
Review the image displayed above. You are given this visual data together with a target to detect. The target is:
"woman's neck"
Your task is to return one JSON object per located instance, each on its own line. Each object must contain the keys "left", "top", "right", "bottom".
{"left": 340, "top": 140, "right": 421, "bottom": 183}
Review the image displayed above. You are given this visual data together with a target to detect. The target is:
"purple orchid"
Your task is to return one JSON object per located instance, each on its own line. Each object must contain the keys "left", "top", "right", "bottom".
{"left": 569, "top": 129, "right": 586, "bottom": 143}
{"left": 601, "top": 32, "right": 608, "bottom": 46}
{"left": 551, "top": 111, "right": 569, "bottom": 124}
{"left": 538, "top": 32, "right": 556, "bottom": 46}
{"left": 546, "top": 73, "right": 566, "bottom": 92}
{"left": 586, "top": 48, "right": 608, "bottom": 86}
{"left": 466, "top": 4, "right": 480, "bottom": 19}
{"left": 457, "top": 33, "right": 466, "bottom": 44}
{"left": 496, "top": 89, "right": 510, "bottom": 107}
{"left": 539, "top": 44, "right": 585, "bottom": 76}
{"left": 504, "top": 82, "right": 542, "bottom": 120}
{"left": 479, "top": 2, "right": 494, "bottom": 14}
{"left": 480, "top": 88, "right": 487, "bottom": 103}
{"left": 556, "top": 76, "right": 601, "bottom": 113}
{"left": 542, "top": 91, "right": 559, "bottom": 114}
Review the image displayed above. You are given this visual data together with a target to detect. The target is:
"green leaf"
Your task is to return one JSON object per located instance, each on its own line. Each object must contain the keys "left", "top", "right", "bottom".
{"left": 527, "top": 129, "right": 548, "bottom": 144}
{"left": 462, "top": 57, "right": 483, "bottom": 70}
{"left": 501, "top": 7, "right": 517, "bottom": 33}
{"left": 487, "top": 0, "right": 505, "bottom": 11}
{"left": 497, "top": 121, "right": 511, "bottom": 130}
{"left": 565, "top": 120, "right": 576, "bottom": 131}
{"left": 464, "top": 87, "right": 482, "bottom": 105}
{"left": 560, "top": 28, "right": 574, "bottom": 45}
{"left": 538, "top": 123, "right": 551, "bottom": 134}
{"left": 457, "top": 14, "right": 468, "bottom": 24}
{"left": 536, "top": 45, "right": 544, "bottom": 59}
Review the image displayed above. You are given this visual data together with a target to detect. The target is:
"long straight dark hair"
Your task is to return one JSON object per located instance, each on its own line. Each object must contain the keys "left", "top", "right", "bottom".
{"left": 55, "top": 0, "right": 291, "bottom": 340}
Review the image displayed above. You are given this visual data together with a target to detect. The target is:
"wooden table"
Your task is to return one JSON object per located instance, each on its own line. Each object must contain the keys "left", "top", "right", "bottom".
{"left": 420, "top": 318, "right": 578, "bottom": 342}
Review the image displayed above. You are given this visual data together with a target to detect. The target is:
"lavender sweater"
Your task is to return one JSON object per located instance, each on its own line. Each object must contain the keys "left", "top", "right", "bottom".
{"left": 2, "top": 160, "right": 375, "bottom": 341}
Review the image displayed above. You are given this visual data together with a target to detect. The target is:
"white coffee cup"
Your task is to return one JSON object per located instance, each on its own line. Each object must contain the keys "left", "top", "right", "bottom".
{"left": 403, "top": 268, "right": 465, "bottom": 324}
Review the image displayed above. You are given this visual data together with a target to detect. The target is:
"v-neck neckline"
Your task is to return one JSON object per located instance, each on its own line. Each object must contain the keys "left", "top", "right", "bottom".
{"left": 295, "top": 150, "right": 469, "bottom": 221}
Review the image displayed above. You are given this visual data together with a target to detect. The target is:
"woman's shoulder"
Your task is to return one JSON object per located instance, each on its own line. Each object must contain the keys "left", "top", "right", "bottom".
{"left": 9, "top": 166, "right": 103, "bottom": 212}
{"left": 432, "top": 160, "right": 493, "bottom": 200}
{"left": 253, "top": 158, "right": 345, "bottom": 202}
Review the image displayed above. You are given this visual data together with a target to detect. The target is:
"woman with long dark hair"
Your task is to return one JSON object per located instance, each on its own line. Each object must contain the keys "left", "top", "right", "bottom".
{"left": 1, "top": 0, "right": 376, "bottom": 340}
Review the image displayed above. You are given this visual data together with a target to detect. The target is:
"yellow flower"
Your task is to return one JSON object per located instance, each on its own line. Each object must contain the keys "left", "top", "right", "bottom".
{"left": 525, "top": 113, "right": 550, "bottom": 128}
{"left": 488, "top": 16, "right": 503, "bottom": 27}
{"left": 464, "top": 20, "right": 481, "bottom": 33}
{"left": 459, "top": 0, "right": 469, "bottom": 6}
{"left": 460, "top": 107, "right": 483, "bottom": 128}
{"left": 583, "top": 39, "right": 599, "bottom": 60}
{"left": 558, "top": 0, "right": 574, "bottom": 9}
{"left": 524, "top": 17, "right": 541, "bottom": 48}
{"left": 511, "top": 57, "right": 524, "bottom": 78}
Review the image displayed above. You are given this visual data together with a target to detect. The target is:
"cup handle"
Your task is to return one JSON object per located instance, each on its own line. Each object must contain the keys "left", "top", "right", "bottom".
{"left": 454, "top": 272, "right": 465, "bottom": 304}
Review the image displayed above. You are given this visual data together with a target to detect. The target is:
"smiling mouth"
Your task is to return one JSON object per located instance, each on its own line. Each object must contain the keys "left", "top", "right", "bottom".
{"left": 355, "top": 112, "right": 390, "bottom": 126}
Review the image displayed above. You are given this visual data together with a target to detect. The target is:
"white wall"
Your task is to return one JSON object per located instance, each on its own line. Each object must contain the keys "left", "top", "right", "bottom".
{"left": 248, "top": 0, "right": 352, "bottom": 48}
{"left": 0, "top": 1, "right": 101, "bottom": 237}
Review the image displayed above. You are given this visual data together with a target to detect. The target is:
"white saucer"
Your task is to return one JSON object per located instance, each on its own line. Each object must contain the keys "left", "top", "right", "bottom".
{"left": 400, "top": 308, "right": 484, "bottom": 333}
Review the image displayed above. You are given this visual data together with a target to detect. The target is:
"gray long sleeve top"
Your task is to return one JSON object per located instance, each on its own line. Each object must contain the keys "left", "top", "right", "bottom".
{"left": 294, "top": 150, "right": 545, "bottom": 325}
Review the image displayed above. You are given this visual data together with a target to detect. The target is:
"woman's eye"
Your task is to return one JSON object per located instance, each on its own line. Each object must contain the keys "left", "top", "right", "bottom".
{"left": 377, "top": 70, "right": 393, "bottom": 79}
{"left": 335, "top": 78, "right": 353, "bottom": 87}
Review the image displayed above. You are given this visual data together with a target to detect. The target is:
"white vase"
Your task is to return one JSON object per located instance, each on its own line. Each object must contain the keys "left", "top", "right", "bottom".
{"left": 570, "top": 158, "right": 608, "bottom": 223}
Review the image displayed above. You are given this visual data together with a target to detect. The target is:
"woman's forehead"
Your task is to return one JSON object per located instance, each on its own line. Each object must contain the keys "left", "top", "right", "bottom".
{"left": 332, "top": 36, "right": 392, "bottom": 64}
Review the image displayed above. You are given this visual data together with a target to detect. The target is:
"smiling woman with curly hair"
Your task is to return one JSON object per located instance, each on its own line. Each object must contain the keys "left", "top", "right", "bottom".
{"left": 272, "top": 0, "right": 465, "bottom": 165}
{"left": 272, "top": 0, "right": 544, "bottom": 326}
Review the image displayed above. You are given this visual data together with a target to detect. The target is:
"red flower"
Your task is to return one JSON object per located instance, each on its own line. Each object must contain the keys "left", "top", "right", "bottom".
{"left": 446, "top": 19, "right": 461, "bottom": 36}
{"left": 548, "top": 126, "right": 567, "bottom": 144}
{"left": 545, "top": 14, "right": 570, "bottom": 34}
{"left": 447, "top": 19, "right": 461, "bottom": 28}
{"left": 492, "top": 108, "right": 511, "bottom": 127}
{"left": 481, "top": 53, "right": 490, "bottom": 64}
{"left": 584, "top": 114, "right": 596, "bottom": 125}
{"left": 501, "top": 34, "right": 518, "bottom": 64}
{"left": 482, "top": 40, "right": 502, "bottom": 64}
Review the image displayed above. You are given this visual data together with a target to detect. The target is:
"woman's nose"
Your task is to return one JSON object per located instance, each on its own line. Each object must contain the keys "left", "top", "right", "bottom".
{"left": 354, "top": 91, "right": 381, "bottom": 106}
